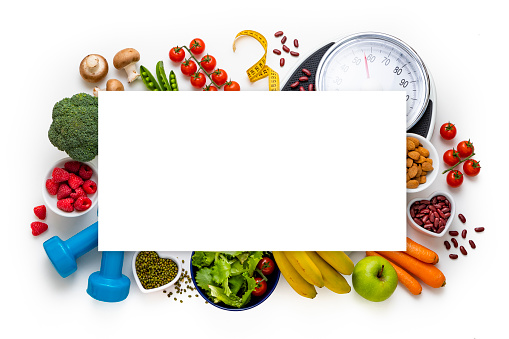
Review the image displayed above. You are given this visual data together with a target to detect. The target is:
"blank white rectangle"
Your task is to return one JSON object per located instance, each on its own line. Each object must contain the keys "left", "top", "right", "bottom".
{"left": 98, "top": 91, "right": 406, "bottom": 251}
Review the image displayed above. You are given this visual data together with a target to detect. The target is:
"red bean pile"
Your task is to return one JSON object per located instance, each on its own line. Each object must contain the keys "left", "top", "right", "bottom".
{"left": 443, "top": 212, "right": 485, "bottom": 259}
{"left": 274, "top": 31, "right": 299, "bottom": 69}
{"left": 410, "top": 195, "right": 451, "bottom": 234}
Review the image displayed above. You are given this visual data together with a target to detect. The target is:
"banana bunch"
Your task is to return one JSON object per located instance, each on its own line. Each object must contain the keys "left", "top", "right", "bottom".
{"left": 273, "top": 251, "right": 353, "bottom": 299}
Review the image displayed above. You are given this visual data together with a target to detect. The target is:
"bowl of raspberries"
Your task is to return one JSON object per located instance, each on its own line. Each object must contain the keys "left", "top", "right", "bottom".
{"left": 43, "top": 157, "right": 98, "bottom": 217}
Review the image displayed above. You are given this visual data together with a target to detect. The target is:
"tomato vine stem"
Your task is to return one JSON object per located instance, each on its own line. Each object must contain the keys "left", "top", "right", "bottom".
{"left": 442, "top": 153, "right": 476, "bottom": 174}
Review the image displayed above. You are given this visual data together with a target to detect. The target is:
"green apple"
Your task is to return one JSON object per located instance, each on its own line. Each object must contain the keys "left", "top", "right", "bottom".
{"left": 352, "top": 256, "right": 398, "bottom": 302}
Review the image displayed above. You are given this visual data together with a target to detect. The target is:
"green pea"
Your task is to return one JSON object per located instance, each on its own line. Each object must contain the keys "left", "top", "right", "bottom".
{"left": 169, "top": 70, "right": 179, "bottom": 91}
{"left": 139, "top": 65, "right": 162, "bottom": 91}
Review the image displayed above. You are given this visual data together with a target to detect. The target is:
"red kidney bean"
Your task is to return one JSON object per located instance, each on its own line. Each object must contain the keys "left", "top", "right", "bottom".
{"left": 420, "top": 200, "right": 430, "bottom": 205}
{"left": 451, "top": 238, "right": 458, "bottom": 248}
{"left": 434, "top": 211, "right": 439, "bottom": 219}
{"left": 415, "top": 213, "right": 424, "bottom": 218}
{"left": 280, "top": 58, "right": 285, "bottom": 67}
{"left": 282, "top": 45, "right": 290, "bottom": 53}
{"left": 431, "top": 197, "right": 437, "bottom": 204}
{"left": 460, "top": 246, "right": 467, "bottom": 255}
{"left": 290, "top": 51, "right": 300, "bottom": 57}
{"left": 413, "top": 218, "right": 423, "bottom": 226}
{"left": 274, "top": 31, "right": 284, "bottom": 37}
{"left": 308, "top": 84, "right": 314, "bottom": 91}
{"left": 437, "top": 195, "right": 446, "bottom": 201}
{"left": 299, "top": 76, "right": 308, "bottom": 82}
{"left": 444, "top": 240, "right": 451, "bottom": 250}
{"left": 273, "top": 49, "right": 281, "bottom": 55}
{"left": 294, "top": 39, "right": 299, "bottom": 48}
{"left": 422, "top": 215, "right": 429, "bottom": 223}
{"left": 438, "top": 209, "right": 446, "bottom": 219}
{"left": 299, "top": 86, "right": 305, "bottom": 91}
{"left": 458, "top": 214, "right": 466, "bottom": 223}
{"left": 449, "top": 254, "right": 458, "bottom": 259}
{"left": 434, "top": 218, "right": 439, "bottom": 228}
{"left": 424, "top": 223, "right": 433, "bottom": 229}
{"left": 462, "top": 229, "right": 467, "bottom": 238}
{"left": 302, "top": 68, "right": 311, "bottom": 76}
{"left": 449, "top": 231, "right": 459, "bottom": 236}
{"left": 281, "top": 36, "right": 287, "bottom": 44}
{"left": 429, "top": 205, "right": 436, "bottom": 212}
{"left": 437, "top": 225, "right": 445, "bottom": 233}
{"left": 290, "top": 81, "right": 299, "bottom": 88}
{"left": 444, "top": 199, "right": 450, "bottom": 206}
{"left": 410, "top": 209, "right": 415, "bottom": 218}
{"left": 469, "top": 240, "right": 476, "bottom": 249}
{"left": 475, "top": 227, "right": 485, "bottom": 232}
{"left": 421, "top": 209, "right": 430, "bottom": 214}
{"left": 444, "top": 213, "right": 451, "bottom": 218}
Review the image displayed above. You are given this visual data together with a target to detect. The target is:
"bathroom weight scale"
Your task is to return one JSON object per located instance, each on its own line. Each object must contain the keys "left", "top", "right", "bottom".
{"left": 281, "top": 32, "right": 437, "bottom": 139}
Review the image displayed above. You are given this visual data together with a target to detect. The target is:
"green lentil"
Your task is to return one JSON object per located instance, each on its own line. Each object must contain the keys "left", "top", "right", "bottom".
{"left": 135, "top": 251, "right": 178, "bottom": 290}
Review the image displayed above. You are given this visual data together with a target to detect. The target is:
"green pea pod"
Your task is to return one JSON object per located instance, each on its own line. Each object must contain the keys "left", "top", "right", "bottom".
{"left": 139, "top": 65, "right": 162, "bottom": 91}
{"left": 155, "top": 61, "right": 171, "bottom": 91}
{"left": 169, "top": 70, "right": 179, "bottom": 91}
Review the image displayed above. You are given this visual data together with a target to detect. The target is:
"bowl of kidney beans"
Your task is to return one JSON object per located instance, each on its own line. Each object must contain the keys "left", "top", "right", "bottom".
{"left": 407, "top": 191, "right": 455, "bottom": 237}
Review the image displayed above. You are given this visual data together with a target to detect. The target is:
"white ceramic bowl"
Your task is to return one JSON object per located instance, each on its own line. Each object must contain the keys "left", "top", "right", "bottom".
{"left": 406, "top": 133, "right": 439, "bottom": 193}
{"left": 407, "top": 191, "right": 455, "bottom": 237}
{"left": 132, "top": 251, "right": 182, "bottom": 293}
{"left": 42, "top": 157, "right": 98, "bottom": 217}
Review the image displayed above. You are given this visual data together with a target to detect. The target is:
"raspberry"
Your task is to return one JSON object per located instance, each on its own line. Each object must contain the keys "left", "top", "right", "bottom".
{"left": 34, "top": 205, "right": 46, "bottom": 220}
{"left": 70, "top": 187, "right": 87, "bottom": 200}
{"left": 82, "top": 180, "right": 97, "bottom": 194}
{"left": 68, "top": 173, "right": 84, "bottom": 190}
{"left": 57, "top": 198, "right": 74, "bottom": 212}
{"left": 57, "top": 183, "right": 72, "bottom": 200}
{"left": 74, "top": 196, "right": 92, "bottom": 211}
{"left": 46, "top": 179, "right": 59, "bottom": 195}
{"left": 78, "top": 164, "right": 93, "bottom": 180}
{"left": 64, "top": 161, "right": 82, "bottom": 173}
{"left": 31, "top": 222, "right": 48, "bottom": 236}
{"left": 52, "top": 167, "right": 70, "bottom": 183}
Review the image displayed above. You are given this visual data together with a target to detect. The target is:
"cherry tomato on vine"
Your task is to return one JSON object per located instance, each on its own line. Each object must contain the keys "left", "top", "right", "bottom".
{"left": 457, "top": 140, "right": 474, "bottom": 158}
{"left": 446, "top": 170, "right": 464, "bottom": 187}
{"left": 463, "top": 159, "right": 481, "bottom": 176}
{"left": 190, "top": 72, "right": 206, "bottom": 88}
{"left": 200, "top": 54, "right": 216, "bottom": 73}
{"left": 257, "top": 257, "right": 275, "bottom": 275}
{"left": 211, "top": 69, "right": 228, "bottom": 86}
{"left": 169, "top": 46, "right": 185, "bottom": 62}
{"left": 181, "top": 59, "right": 197, "bottom": 76}
{"left": 443, "top": 149, "right": 460, "bottom": 167}
{"left": 203, "top": 84, "right": 218, "bottom": 91}
{"left": 223, "top": 80, "right": 240, "bottom": 91}
{"left": 440, "top": 122, "right": 457, "bottom": 140}
{"left": 252, "top": 277, "right": 267, "bottom": 297}
{"left": 189, "top": 38, "right": 206, "bottom": 55}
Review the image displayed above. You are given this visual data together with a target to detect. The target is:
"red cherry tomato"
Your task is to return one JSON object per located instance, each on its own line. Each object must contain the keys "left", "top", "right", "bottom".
{"left": 211, "top": 69, "right": 228, "bottom": 86}
{"left": 189, "top": 38, "right": 206, "bottom": 55}
{"left": 169, "top": 46, "right": 185, "bottom": 62}
{"left": 257, "top": 257, "right": 275, "bottom": 275}
{"left": 200, "top": 54, "right": 216, "bottom": 73}
{"left": 439, "top": 122, "right": 457, "bottom": 140}
{"left": 252, "top": 277, "right": 267, "bottom": 297}
{"left": 446, "top": 170, "right": 464, "bottom": 187}
{"left": 181, "top": 60, "right": 197, "bottom": 76}
{"left": 457, "top": 140, "right": 474, "bottom": 158}
{"left": 190, "top": 72, "right": 206, "bottom": 88}
{"left": 203, "top": 84, "right": 218, "bottom": 91}
{"left": 223, "top": 81, "right": 240, "bottom": 91}
{"left": 463, "top": 159, "right": 481, "bottom": 176}
{"left": 443, "top": 149, "right": 460, "bottom": 167}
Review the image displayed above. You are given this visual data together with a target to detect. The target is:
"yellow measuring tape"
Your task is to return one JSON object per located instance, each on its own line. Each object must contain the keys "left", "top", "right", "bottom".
{"left": 233, "top": 30, "right": 280, "bottom": 91}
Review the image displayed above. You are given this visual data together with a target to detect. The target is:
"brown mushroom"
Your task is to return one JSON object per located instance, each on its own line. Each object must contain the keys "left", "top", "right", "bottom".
{"left": 93, "top": 79, "right": 124, "bottom": 97}
{"left": 113, "top": 48, "right": 141, "bottom": 83}
{"left": 79, "top": 54, "right": 109, "bottom": 83}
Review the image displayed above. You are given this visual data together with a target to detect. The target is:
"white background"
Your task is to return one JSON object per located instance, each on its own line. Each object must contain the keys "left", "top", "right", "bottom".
{"left": 1, "top": 0, "right": 508, "bottom": 338}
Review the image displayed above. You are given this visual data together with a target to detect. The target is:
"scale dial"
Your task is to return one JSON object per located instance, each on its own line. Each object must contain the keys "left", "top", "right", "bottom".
{"left": 316, "top": 32, "right": 430, "bottom": 130}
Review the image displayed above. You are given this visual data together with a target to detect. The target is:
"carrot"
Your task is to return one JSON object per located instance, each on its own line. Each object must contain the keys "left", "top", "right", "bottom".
{"left": 406, "top": 237, "right": 439, "bottom": 264}
{"left": 366, "top": 251, "right": 422, "bottom": 296}
{"left": 378, "top": 251, "right": 446, "bottom": 288}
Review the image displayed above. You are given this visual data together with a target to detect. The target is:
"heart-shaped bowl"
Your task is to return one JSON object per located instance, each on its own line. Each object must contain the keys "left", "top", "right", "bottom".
{"left": 132, "top": 251, "right": 182, "bottom": 293}
{"left": 407, "top": 191, "right": 455, "bottom": 237}
{"left": 406, "top": 133, "right": 439, "bottom": 193}
{"left": 42, "top": 157, "right": 98, "bottom": 217}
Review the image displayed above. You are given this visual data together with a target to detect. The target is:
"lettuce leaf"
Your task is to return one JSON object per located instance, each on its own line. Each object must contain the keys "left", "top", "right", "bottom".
{"left": 192, "top": 252, "right": 216, "bottom": 269}
{"left": 194, "top": 267, "right": 213, "bottom": 292}
{"left": 211, "top": 256, "right": 231, "bottom": 285}
{"left": 209, "top": 285, "right": 243, "bottom": 308}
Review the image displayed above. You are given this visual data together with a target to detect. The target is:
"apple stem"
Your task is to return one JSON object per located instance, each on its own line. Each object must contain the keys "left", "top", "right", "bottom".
{"left": 377, "top": 265, "right": 384, "bottom": 279}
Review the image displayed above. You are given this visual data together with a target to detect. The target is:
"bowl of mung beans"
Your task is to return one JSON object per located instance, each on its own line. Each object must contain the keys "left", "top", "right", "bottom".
{"left": 132, "top": 251, "right": 182, "bottom": 293}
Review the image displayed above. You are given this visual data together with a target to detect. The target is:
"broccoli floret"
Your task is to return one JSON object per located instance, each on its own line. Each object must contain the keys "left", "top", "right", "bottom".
{"left": 48, "top": 93, "right": 98, "bottom": 162}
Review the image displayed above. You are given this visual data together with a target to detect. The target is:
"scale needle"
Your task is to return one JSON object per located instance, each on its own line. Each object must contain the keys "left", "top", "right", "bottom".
{"left": 364, "top": 52, "right": 370, "bottom": 79}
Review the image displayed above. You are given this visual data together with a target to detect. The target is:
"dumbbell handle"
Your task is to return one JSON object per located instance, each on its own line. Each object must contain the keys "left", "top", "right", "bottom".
{"left": 66, "top": 222, "right": 98, "bottom": 257}
{"left": 99, "top": 251, "right": 124, "bottom": 278}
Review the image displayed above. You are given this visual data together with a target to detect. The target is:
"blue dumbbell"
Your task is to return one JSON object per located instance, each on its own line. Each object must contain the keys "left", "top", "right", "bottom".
{"left": 87, "top": 251, "right": 130, "bottom": 302}
{"left": 43, "top": 222, "right": 98, "bottom": 278}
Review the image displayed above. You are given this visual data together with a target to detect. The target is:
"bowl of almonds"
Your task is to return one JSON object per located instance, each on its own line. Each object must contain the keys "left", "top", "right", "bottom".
{"left": 406, "top": 133, "right": 439, "bottom": 193}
